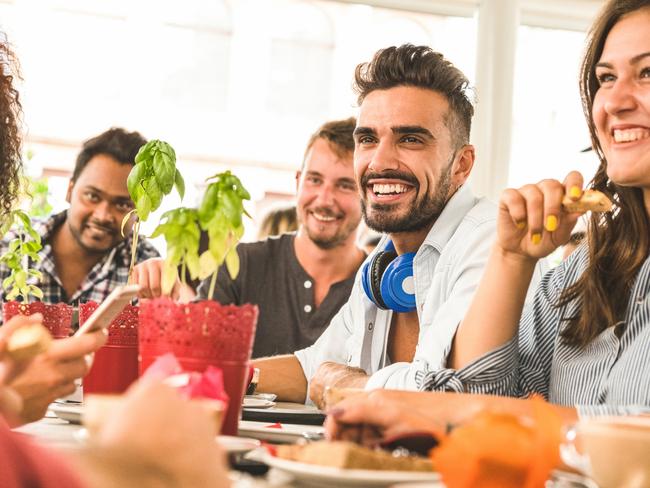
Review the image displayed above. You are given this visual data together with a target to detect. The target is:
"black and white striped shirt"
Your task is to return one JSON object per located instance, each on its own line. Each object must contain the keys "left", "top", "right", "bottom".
{"left": 418, "top": 245, "right": 650, "bottom": 417}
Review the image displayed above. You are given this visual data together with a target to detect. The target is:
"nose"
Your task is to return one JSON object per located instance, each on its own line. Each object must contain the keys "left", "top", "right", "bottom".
{"left": 314, "top": 181, "right": 335, "bottom": 207}
{"left": 604, "top": 77, "right": 637, "bottom": 116}
{"left": 368, "top": 140, "right": 399, "bottom": 173}
{"left": 92, "top": 200, "right": 114, "bottom": 223}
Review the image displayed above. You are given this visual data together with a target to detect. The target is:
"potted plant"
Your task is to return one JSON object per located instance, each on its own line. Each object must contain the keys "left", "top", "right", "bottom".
{"left": 79, "top": 139, "right": 185, "bottom": 394}
{"left": 138, "top": 171, "right": 258, "bottom": 436}
{"left": 1, "top": 209, "right": 74, "bottom": 337}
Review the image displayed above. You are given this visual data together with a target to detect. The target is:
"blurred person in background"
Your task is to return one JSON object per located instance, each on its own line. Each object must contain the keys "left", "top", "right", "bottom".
{"left": 257, "top": 204, "right": 298, "bottom": 240}
{"left": 134, "top": 117, "right": 367, "bottom": 358}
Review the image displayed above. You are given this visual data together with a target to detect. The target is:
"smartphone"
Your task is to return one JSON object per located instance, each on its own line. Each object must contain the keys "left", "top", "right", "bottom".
{"left": 74, "top": 284, "right": 140, "bottom": 336}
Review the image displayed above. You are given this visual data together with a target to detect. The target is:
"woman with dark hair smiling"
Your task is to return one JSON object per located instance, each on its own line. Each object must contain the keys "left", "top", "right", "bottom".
{"left": 326, "top": 0, "right": 650, "bottom": 441}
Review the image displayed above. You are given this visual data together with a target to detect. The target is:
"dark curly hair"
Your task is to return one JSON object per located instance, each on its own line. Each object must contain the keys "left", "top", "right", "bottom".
{"left": 0, "top": 38, "right": 23, "bottom": 222}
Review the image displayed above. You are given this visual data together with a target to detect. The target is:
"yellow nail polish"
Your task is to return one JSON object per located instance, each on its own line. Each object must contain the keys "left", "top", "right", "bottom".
{"left": 569, "top": 186, "right": 581, "bottom": 199}
{"left": 531, "top": 233, "right": 542, "bottom": 245}
{"left": 545, "top": 215, "right": 558, "bottom": 232}
{"left": 516, "top": 221, "right": 526, "bottom": 230}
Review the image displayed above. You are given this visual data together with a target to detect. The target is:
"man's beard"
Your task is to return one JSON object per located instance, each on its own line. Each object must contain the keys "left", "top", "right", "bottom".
{"left": 301, "top": 207, "right": 358, "bottom": 250}
{"left": 361, "top": 162, "right": 454, "bottom": 234}
{"left": 68, "top": 218, "right": 119, "bottom": 255}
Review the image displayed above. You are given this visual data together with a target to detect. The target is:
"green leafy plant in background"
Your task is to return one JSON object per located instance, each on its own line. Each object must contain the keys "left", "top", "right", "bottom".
{"left": 151, "top": 170, "right": 250, "bottom": 296}
{"left": 0, "top": 210, "right": 43, "bottom": 301}
{"left": 122, "top": 140, "right": 185, "bottom": 279}
{"left": 26, "top": 177, "right": 53, "bottom": 218}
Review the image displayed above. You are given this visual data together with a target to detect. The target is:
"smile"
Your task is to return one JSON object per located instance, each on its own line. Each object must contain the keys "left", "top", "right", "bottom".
{"left": 612, "top": 128, "right": 650, "bottom": 143}
{"left": 312, "top": 212, "right": 337, "bottom": 222}
{"left": 372, "top": 183, "right": 409, "bottom": 195}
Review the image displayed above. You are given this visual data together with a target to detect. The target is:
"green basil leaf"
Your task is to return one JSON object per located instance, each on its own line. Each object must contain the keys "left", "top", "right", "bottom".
{"left": 224, "top": 247, "right": 240, "bottom": 279}
{"left": 2, "top": 275, "right": 14, "bottom": 290}
{"left": 137, "top": 193, "right": 152, "bottom": 221}
{"left": 127, "top": 162, "right": 147, "bottom": 202}
{"left": 153, "top": 151, "right": 175, "bottom": 194}
{"left": 174, "top": 170, "right": 185, "bottom": 200}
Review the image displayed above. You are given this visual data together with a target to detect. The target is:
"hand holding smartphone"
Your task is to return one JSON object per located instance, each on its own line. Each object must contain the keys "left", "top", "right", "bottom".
{"left": 74, "top": 284, "right": 140, "bottom": 336}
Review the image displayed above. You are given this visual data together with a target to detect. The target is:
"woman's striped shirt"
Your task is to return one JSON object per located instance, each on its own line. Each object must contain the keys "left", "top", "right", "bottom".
{"left": 417, "top": 245, "right": 650, "bottom": 417}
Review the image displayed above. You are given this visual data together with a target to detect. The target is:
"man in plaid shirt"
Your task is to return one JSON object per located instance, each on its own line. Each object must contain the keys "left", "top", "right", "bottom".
{"left": 0, "top": 128, "right": 159, "bottom": 308}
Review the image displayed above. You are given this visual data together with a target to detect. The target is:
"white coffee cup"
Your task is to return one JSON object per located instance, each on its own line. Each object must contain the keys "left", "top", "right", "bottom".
{"left": 561, "top": 416, "right": 650, "bottom": 488}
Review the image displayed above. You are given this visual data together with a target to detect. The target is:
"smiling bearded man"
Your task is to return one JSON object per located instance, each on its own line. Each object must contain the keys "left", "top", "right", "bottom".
{"left": 0, "top": 128, "right": 159, "bottom": 309}
{"left": 252, "top": 44, "right": 546, "bottom": 408}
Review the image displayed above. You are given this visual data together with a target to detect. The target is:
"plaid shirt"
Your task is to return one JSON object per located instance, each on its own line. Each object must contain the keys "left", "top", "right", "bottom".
{"left": 0, "top": 210, "right": 159, "bottom": 305}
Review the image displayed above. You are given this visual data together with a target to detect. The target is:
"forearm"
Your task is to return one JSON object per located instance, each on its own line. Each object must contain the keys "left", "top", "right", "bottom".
{"left": 450, "top": 245, "right": 537, "bottom": 369}
{"left": 253, "top": 354, "right": 307, "bottom": 403}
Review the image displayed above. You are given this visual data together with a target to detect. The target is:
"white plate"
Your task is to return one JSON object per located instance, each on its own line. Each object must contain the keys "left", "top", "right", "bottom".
{"left": 253, "top": 449, "right": 442, "bottom": 488}
{"left": 238, "top": 420, "right": 324, "bottom": 443}
{"left": 242, "top": 398, "right": 276, "bottom": 409}
{"left": 245, "top": 393, "right": 277, "bottom": 402}
{"left": 50, "top": 402, "right": 82, "bottom": 424}
{"left": 73, "top": 428, "right": 260, "bottom": 454}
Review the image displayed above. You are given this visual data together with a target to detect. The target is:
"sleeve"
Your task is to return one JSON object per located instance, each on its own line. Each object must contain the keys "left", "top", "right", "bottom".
{"left": 365, "top": 219, "right": 495, "bottom": 390}
{"left": 196, "top": 244, "right": 246, "bottom": 304}
{"left": 416, "top": 263, "right": 567, "bottom": 398}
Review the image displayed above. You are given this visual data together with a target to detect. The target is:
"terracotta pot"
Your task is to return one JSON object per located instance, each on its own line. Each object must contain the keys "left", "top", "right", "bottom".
{"left": 139, "top": 298, "right": 258, "bottom": 436}
{"left": 79, "top": 301, "right": 139, "bottom": 395}
{"left": 2, "top": 301, "right": 73, "bottom": 338}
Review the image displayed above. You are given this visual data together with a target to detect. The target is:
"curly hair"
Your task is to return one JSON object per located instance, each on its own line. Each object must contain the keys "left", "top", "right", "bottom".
{"left": 0, "top": 38, "right": 23, "bottom": 222}
{"left": 558, "top": 0, "right": 650, "bottom": 346}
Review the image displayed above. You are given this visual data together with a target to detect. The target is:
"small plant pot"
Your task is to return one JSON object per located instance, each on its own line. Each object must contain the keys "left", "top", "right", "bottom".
{"left": 79, "top": 301, "right": 139, "bottom": 395}
{"left": 2, "top": 301, "right": 73, "bottom": 338}
{"left": 138, "top": 298, "right": 258, "bottom": 436}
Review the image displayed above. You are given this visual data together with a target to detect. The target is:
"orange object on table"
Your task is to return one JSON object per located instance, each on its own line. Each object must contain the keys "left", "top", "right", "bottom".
{"left": 431, "top": 398, "right": 562, "bottom": 488}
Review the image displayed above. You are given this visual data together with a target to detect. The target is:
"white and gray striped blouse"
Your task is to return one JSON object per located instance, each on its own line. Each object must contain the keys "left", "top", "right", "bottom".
{"left": 417, "top": 245, "right": 650, "bottom": 417}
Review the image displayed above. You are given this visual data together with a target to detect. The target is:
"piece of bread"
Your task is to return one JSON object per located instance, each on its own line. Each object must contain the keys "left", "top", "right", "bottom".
{"left": 562, "top": 190, "right": 612, "bottom": 213}
{"left": 276, "top": 440, "right": 434, "bottom": 472}
{"left": 6, "top": 323, "right": 52, "bottom": 361}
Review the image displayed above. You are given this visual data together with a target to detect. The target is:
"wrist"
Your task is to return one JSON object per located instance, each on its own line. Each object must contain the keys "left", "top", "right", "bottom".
{"left": 493, "top": 245, "right": 538, "bottom": 270}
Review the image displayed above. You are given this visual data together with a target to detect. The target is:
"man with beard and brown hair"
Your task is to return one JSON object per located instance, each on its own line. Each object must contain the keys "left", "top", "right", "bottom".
{"left": 134, "top": 117, "right": 366, "bottom": 358}
{"left": 253, "top": 44, "right": 544, "bottom": 407}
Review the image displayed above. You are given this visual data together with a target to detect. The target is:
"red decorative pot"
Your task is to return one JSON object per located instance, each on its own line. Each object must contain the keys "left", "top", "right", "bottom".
{"left": 2, "top": 301, "right": 73, "bottom": 338}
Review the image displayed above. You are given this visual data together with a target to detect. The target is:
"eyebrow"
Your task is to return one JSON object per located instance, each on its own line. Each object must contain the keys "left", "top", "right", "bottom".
{"left": 353, "top": 125, "right": 435, "bottom": 139}
{"left": 84, "top": 185, "right": 132, "bottom": 202}
{"left": 595, "top": 51, "right": 650, "bottom": 69}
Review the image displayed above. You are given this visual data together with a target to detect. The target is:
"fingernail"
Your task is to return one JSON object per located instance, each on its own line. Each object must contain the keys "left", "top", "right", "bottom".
{"left": 545, "top": 215, "right": 558, "bottom": 232}
{"left": 516, "top": 221, "right": 526, "bottom": 230}
{"left": 569, "top": 186, "right": 581, "bottom": 199}
{"left": 327, "top": 407, "right": 344, "bottom": 418}
{"left": 531, "top": 233, "right": 542, "bottom": 245}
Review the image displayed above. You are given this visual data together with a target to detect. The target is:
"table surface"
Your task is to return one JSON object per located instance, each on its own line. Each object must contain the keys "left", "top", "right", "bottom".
{"left": 14, "top": 409, "right": 598, "bottom": 488}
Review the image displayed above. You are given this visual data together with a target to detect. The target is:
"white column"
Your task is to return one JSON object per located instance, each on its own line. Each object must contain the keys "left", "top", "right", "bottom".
{"left": 468, "top": 0, "right": 520, "bottom": 201}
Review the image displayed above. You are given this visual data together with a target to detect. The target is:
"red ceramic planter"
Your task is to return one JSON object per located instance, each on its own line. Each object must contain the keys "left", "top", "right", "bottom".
{"left": 2, "top": 301, "right": 73, "bottom": 338}
{"left": 79, "top": 301, "right": 139, "bottom": 395}
{"left": 139, "top": 298, "right": 258, "bottom": 436}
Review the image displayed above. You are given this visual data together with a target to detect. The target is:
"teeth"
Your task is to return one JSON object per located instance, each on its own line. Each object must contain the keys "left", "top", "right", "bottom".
{"left": 313, "top": 213, "right": 335, "bottom": 222}
{"left": 613, "top": 128, "right": 650, "bottom": 143}
{"left": 372, "top": 183, "right": 408, "bottom": 195}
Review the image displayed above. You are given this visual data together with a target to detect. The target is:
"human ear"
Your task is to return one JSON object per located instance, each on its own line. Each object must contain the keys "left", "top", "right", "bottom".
{"left": 65, "top": 180, "right": 74, "bottom": 204}
{"left": 451, "top": 145, "right": 475, "bottom": 186}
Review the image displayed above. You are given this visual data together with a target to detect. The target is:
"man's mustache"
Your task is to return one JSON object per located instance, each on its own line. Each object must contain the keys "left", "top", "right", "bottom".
{"left": 360, "top": 170, "right": 419, "bottom": 188}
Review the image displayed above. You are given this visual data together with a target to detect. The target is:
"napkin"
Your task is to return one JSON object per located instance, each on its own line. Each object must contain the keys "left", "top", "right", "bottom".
{"left": 143, "top": 353, "right": 230, "bottom": 405}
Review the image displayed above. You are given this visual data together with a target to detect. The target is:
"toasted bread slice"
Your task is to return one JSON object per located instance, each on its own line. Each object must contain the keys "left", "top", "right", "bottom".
{"left": 6, "top": 323, "right": 52, "bottom": 361}
{"left": 562, "top": 190, "right": 612, "bottom": 213}
{"left": 276, "top": 440, "right": 434, "bottom": 472}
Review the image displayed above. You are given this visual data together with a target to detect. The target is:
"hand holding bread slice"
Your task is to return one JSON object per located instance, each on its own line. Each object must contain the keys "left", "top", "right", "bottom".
{"left": 6, "top": 323, "right": 52, "bottom": 362}
{"left": 562, "top": 189, "right": 612, "bottom": 213}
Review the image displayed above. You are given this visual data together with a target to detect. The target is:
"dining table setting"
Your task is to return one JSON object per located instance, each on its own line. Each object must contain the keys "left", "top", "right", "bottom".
{"left": 12, "top": 391, "right": 614, "bottom": 488}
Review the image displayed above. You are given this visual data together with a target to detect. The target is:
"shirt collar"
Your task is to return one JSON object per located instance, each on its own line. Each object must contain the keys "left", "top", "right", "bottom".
{"left": 421, "top": 184, "right": 478, "bottom": 253}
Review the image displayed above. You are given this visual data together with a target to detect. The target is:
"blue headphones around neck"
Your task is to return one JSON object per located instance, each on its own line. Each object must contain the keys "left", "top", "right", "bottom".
{"left": 361, "top": 240, "right": 416, "bottom": 313}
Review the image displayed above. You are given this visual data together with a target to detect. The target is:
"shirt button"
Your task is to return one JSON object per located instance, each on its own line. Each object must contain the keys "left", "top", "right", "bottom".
{"left": 368, "top": 322, "right": 374, "bottom": 331}
{"left": 304, "top": 305, "right": 312, "bottom": 313}
{"left": 304, "top": 280, "right": 312, "bottom": 289}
